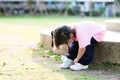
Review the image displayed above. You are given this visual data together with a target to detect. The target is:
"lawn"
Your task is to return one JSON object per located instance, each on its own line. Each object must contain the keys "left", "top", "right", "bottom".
{"left": 0, "top": 15, "right": 117, "bottom": 42}
{"left": 0, "top": 15, "right": 120, "bottom": 80}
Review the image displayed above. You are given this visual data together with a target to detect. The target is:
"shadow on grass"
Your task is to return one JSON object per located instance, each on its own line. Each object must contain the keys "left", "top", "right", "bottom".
{"left": 89, "top": 62, "right": 120, "bottom": 74}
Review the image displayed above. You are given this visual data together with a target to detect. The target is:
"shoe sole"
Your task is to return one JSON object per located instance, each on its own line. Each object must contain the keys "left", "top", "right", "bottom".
{"left": 70, "top": 66, "right": 88, "bottom": 71}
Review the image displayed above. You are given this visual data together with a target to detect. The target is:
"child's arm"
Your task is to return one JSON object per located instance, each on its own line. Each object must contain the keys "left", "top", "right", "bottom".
{"left": 74, "top": 47, "right": 86, "bottom": 63}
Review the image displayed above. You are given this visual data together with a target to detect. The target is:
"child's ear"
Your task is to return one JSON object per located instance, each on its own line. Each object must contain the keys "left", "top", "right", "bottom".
{"left": 69, "top": 33, "right": 73, "bottom": 38}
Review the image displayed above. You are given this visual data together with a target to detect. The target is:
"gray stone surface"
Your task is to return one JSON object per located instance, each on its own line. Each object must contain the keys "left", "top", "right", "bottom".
{"left": 94, "top": 42, "right": 120, "bottom": 64}
{"left": 93, "top": 31, "right": 120, "bottom": 64}
{"left": 40, "top": 30, "right": 120, "bottom": 64}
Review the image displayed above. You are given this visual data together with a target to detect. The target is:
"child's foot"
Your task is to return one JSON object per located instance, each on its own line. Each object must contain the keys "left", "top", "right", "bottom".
{"left": 70, "top": 63, "right": 88, "bottom": 71}
{"left": 61, "top": 55, "right": 68, "bottom": 62}
{"left": 60, "top": 56, "right": 74, "bottom": 69}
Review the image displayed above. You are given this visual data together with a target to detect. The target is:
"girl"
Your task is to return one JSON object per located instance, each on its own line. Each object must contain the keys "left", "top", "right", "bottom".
{"left": 51, "top": 21, "right": 106, "bottom": 71}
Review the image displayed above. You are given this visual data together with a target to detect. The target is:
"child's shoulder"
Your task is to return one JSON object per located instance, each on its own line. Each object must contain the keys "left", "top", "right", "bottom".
{"left": 75, "top": 21, "right": 95, "bottom": 26}
{"left": 79, "top": 21, "right": 96, "bottom": 24}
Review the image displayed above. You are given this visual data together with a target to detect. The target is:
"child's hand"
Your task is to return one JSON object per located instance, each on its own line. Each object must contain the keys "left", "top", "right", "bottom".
{"left": 74, "top": 58, "right": 79, "bottom": 63}
{"left": 65, "top": 53, "right": 70, "bottom": 56}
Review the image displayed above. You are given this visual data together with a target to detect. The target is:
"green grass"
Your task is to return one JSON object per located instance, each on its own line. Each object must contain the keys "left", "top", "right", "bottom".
{"left": 63, "top": 73, "right": 98, "bottom": 80}
{"left": 0, "top": 15, "right": 119, "bottom": 23}
{"left": 89, "top": 62, "right": 120, "bottom": 74}
{"left": 1, "top": 15, "right": 120, "bottom": 31}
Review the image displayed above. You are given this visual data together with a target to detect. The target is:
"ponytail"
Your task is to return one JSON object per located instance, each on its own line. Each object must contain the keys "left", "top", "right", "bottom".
{"left": 51, "top": 31, "right": 54, "bottom": 47}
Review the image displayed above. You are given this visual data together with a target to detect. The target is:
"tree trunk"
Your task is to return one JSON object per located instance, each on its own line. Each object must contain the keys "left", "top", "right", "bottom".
{"left": 113, "top": 0, "right": 117, "bottom": 17}
{"left": 0, "top": 2, "right": 2, "bottom": 16}
{"left": 90, "top": 0, "right": 93, "bottom": 16}
{"left": 2, "top": 7, "right": 9, "bottom": 16}
{"left": 0, "top": 2, "right": 9, "bottom": 16}
{"left": 27, "top": 0, "right": 33, "bottom": 15}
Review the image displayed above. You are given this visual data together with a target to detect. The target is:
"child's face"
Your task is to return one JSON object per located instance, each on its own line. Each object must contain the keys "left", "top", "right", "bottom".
{"left": 67, "top": 33, "right": 74, "bottom": 44}
{"left": 67, "top": 39, "right": 73, "bottom": 45}
{"left": 53, "top": 45, "right": 62, "bottom": 50}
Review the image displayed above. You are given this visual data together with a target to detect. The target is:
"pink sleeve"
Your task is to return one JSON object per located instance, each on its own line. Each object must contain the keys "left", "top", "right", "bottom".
{"left": 93, "top": 30, "right": 106, "bottom": 42}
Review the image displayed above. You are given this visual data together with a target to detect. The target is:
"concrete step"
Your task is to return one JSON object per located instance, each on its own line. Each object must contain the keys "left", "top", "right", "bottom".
{"left": 40, "top": 30, "right": 120, "bottom": 64}
{"left": 94, "top": 31, "right": 120, "bottom": 64}
{"left": 105, "top": 20, "right": 120, "bottom": 32}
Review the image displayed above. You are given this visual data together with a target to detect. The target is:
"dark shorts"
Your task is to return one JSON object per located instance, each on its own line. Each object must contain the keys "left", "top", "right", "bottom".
{"left": 67, "top": 37, "right": 98, "bottom": 65}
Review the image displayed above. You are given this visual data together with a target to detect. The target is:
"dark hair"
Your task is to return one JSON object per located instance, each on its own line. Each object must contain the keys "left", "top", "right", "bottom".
{"left": 51, "top": 25, "right": 72, "bottom": 49}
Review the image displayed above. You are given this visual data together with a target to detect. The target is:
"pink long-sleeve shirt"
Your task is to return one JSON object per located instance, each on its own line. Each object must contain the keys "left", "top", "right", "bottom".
{"left": 74, "top": 21, "right": 106, "bottom": 48}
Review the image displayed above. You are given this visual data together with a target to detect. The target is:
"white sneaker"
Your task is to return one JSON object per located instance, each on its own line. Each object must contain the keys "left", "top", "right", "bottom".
{"left": 61, "top": 55, "right": 68, "bottom": 62}
{"left": 60, "top": 56, "right": 74, "bottom": 69}
{"left": 70, "top": 63, "right": 88, "bottom": 71}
